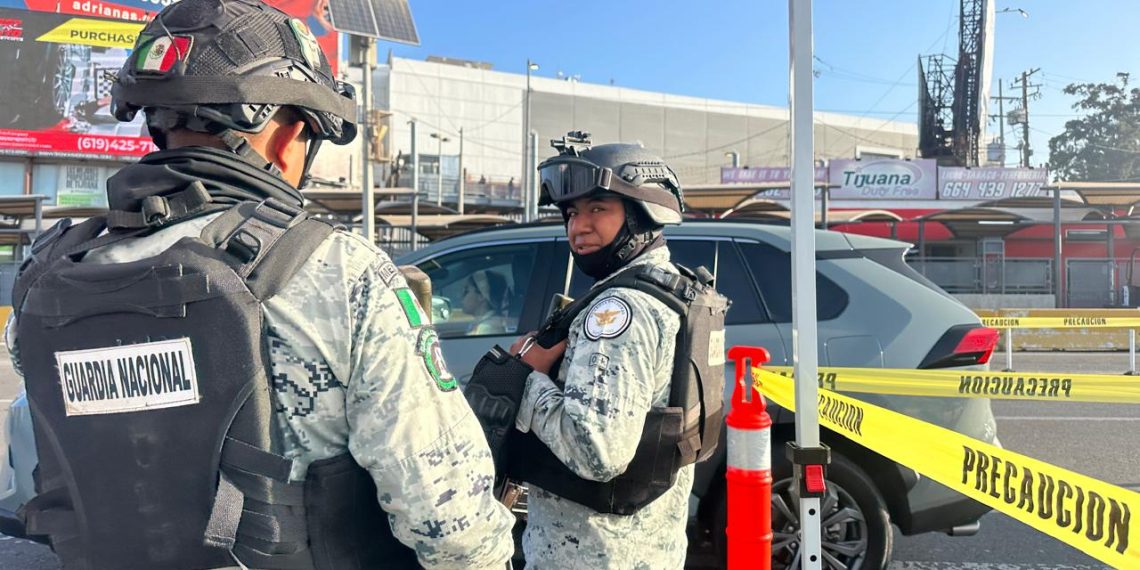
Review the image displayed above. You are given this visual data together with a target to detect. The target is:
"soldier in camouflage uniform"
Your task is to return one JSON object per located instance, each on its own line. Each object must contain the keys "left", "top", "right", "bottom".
{"left": 4, "top": 0, "right": 514, "bottom": 568}
{"left": 509, "top": 135, "right": 693, "bottom": 569}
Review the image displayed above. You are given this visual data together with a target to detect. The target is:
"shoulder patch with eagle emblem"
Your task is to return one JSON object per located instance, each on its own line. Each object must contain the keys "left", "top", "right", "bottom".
{"left": 583, "top": 296, "right": 633, "bottom": 341}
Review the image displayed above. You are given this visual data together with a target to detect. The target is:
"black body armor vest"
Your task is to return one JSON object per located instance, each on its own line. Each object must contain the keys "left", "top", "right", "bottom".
{"left": 506, "top": 262, "right": 729, "bottom": 515}
{"left": 12, "top": 199, "right": 419, "bottom": 569}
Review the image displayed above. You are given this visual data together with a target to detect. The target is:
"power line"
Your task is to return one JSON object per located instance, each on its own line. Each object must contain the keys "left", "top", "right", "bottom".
{"left": 663, "top": 122, "right": 788, "bottom": 160}
{"left": 1031, "top": 125, "right": 1140, "bottom": 155}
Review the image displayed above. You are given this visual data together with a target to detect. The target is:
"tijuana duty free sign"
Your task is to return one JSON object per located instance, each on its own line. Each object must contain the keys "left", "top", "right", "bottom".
{"left": 54, "top": 338, "right": 200, "bottom": 416}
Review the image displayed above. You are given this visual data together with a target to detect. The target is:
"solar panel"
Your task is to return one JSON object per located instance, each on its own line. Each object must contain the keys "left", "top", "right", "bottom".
{"left": 326, "top": 0, "right": 380, "bottom": 38}
{"left": 372, "top": 0, "right": 419, "bottom": 45}
{"left": 326, "top": 0, "right": 420, "bottom": 46}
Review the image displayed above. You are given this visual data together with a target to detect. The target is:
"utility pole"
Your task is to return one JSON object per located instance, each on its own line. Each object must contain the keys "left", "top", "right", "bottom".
{"left": 989, "top": 79, "right": 1018, "bottom": 167}
{"left": 359, "top": 37, "right": 376, "bottom": 243}
{"left": 1010, "top": 68, "right": 1041, "bottom": 167}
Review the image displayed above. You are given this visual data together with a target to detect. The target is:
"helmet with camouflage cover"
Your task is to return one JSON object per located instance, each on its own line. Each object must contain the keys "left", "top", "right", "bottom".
{"left": 537, "top": 131, "right": 685, "bottom": 226}
{"left": 111, "top": 0, "right": 357, "bottom": 184}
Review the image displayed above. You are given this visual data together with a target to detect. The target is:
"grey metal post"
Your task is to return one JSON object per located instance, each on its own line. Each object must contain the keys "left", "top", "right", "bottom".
{"left": 409, "top": 120, "right": 419, "bottom": 251}
{"left": 1130, "top": 329, "right": 1136, "bottom": 375}
{"left": 789, "top": 0, "right": 823, "bottom": 567}
{"left": 33, "top": 195, "right": 42, "bottom": 238}
{"left": 819, "top": 185, "right": 828, "bottom": 228}
{"left": 436, "top": 134, "right": 445, "bottom": 207}
{"left": 458, "top": 127, "right": 465, "bottom": 215}
{"left": 918, "top": 220, "right": 926, "bottom": 270}
{"left": 1108, "top": 212, "right": 1117, "bottom": 304}
{"left": 524, "top": 59, "right": 536, "bottom": 215}
{"left": 360, "top": 38, "right": 375, "bottom": 243}
{"left": 1054, "top": 186, "right": 1063, "bottom": 308}
{"left": 529, "top": 130, "right": 539, "bottom": 222}
{"left": 1004, "top": 328, "right": 1014, "bottom": 372}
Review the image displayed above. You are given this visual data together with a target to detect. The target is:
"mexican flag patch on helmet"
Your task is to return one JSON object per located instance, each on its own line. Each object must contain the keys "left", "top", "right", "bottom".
{"left": 135, "top": 35, "right": 192, "bottom": 73}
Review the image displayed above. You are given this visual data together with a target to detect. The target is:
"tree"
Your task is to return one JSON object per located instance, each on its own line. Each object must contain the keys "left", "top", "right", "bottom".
{"left": 1048, "top": 73, "right": 1140, "bottom": 182}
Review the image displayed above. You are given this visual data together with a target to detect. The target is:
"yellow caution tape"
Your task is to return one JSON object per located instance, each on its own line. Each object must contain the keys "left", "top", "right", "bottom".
{"left": 980, "top": 316, "right": 1140, "bottom": 329}
{"left": 37, "top": 19, "right": 143, "bottom": 49}
{"left": 767, "top": 366, "right": 1140, "bottom": 404}
{"left": 754, "top": 368, "right": 1140, "bottom": 568}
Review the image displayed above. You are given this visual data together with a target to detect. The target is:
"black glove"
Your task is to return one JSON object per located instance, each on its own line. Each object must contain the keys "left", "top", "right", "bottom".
{"left": 464, "top": 345, "right": 533, "bottom": 486}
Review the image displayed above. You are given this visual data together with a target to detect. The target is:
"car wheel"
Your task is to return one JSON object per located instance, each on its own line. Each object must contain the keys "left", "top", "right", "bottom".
{"left": 771, "top": 451, "right": 892, "bottom": 570}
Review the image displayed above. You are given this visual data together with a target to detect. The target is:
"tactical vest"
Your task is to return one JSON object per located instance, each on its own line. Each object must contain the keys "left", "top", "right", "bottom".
{"left": 506, "top": 262, "right": 729, "bottom": 515}
{"left": 12, "top": 198, "right": 420, "bottom": 570}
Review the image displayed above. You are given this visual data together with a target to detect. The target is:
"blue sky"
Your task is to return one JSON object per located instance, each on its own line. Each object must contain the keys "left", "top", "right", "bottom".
{"left": 385, "top": 1, "right": 1140, "bottom": 168}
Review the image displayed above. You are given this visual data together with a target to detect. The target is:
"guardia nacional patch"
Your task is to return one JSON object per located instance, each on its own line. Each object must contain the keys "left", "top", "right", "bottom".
{"left": 288, "top": 18, "right": 321, "bottom": 69}
{"left": 416, "top": 328, "right": 456, "bottom": 391}
{"left": 584, "top": 296, "right": 632, "bottom": 341}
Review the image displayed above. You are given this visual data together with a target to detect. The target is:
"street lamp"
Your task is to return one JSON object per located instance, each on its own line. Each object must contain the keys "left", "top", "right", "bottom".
{"left": 724, "top": 150, "right": 740, "bottom": 168}
{"left": 430, "top": 132, "right": 450, "bottom": 207}
{"left": 525, "top": 58, "right": 539, "bottom": 220}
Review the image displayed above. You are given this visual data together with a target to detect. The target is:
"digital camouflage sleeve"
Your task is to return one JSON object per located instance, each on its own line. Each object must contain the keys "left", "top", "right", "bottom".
{"left": 262, "top": 229, "right": 516, "bottom": 569}
{"left": 513, "top": 247, "right": 693, "bottom": 569}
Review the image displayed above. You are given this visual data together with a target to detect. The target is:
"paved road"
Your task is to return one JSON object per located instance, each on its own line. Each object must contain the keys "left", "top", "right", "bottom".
{"left": 0, "top": 351, "right": 1133, "bottom": 568}
{"left": 891, "top": 351, "right": 1132, "bottom": 570}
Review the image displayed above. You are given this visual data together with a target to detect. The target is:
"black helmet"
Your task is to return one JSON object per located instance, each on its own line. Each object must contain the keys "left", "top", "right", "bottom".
{"left": 537, "top": 131, "right": 684, "bottom": 226}
{"left": 111, "top": 0, "right": 357, "bottom": 182}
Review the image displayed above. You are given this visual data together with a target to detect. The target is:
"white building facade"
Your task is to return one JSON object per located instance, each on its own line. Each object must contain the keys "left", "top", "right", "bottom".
{"left": 372, "top": 55, "right": 918, "bottom": 201}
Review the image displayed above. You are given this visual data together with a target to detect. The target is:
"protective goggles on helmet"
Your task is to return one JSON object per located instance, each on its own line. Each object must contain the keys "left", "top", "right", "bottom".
{"left": 537, "top": 156, "right": 683, "bottom": 208}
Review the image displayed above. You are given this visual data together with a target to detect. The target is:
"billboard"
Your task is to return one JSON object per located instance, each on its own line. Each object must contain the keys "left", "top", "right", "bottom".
{"left": 721, "top": 166, "right": 827, "bottom": 185}
{"left": 0, "top": 0, "right": 339, "bottom": 160}
{"left": 829, "top": 158, "right": 938, "bottom": 200}
{"left": 938, "top": 167, "right": 1048, "bottom": 200}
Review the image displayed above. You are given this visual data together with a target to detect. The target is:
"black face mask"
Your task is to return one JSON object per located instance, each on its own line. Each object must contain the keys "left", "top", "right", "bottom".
{"left": 569, "top": 199, "right": 664, "bottom": 281}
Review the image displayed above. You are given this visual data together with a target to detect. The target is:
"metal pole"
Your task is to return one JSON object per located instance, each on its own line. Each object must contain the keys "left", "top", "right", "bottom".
{"left": 1004, "top": 328, "right": 1014, "bottom": 372}
{"left": 1126, "top": 328, "right": 1135, "bottom": 376}
{"left": 819, "top": 185, "right": 828, "bottom": 228}
{"left": 436, "top": 135, "right": 444, "bottom": 207}
{"left": 997, "top": 79, "right": 1005, "bottom": 166}
{"left": 360, "top": 38, "right": 375, "bottom": 243}
{"left": 1020, "top": 70, "right": 1032, "bottom": 167}
{"left": 1130, "top": 329, "right": 1136, "bottom": 375}
{"left": 1108, "top": 213, "right": 1117, "bottom": 304}
{"left": 525, "top": 59, "right": 533, "bottom": 216}
{"left": 529, "top": 130, "right": 539, "bottom": 222}
{"left": 409, "top": 120, "right": 419, "bottom": 251}
{"left": 33, "top": 195, "right": 42, "bottom": 238}
{"left": 918, "top": 220, "right": 926, "bottom": 268}
{"left": 1054, "top": 186, "right": 1063, "bottom": 308}
{"left": 789, "top": 1, "right": 822, "bottom": 568}
{"left": 458, "top": 127, "right": 465, "bottom": 215}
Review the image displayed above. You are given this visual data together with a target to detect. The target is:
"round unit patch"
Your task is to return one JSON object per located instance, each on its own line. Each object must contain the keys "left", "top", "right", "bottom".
{"left": 417, "top": 328, "right": 456, "bottom": 392}
{"left": 584, "top": 297, "right": 633, "bottom": 341}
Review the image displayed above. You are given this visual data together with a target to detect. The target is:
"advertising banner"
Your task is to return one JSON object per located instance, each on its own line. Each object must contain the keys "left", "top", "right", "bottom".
{"left": 55, "top": 163, "right": 113, "bottom": 206}
{"left": 721, "top": 166, "right": 828, "bottom": 184}
{"left": 0, "top": 0, "right": 339, "bottom": 160}
{"left": 721, "top": 166, "right": 828, "bottom": 201}
{"left": 938, "top": 167, "right": 1049, "bottom": 200}
{"left": 829, "top": 158, "right": 938, "bottom": 200}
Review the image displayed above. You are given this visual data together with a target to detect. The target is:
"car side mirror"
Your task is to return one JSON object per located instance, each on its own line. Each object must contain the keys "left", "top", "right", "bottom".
{"left": 432, "top": 297, "right": 452, "bottom": 322}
